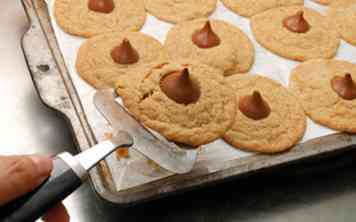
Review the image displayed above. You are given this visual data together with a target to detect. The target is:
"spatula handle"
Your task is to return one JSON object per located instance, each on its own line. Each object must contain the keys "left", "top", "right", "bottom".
{"left": 0, "top": 156, "right": 84, "bottom": 222}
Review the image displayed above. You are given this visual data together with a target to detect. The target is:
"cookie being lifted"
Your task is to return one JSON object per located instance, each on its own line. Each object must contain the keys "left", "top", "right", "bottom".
{"left": 54, "top": 0, "right": 146, "bottom": 37}
{"left": 224, "top": 75, "right": 306, "bottom": 154}
{"left": 221, "top": 0, "right": 303, "bottom": 17}
{"left": 290, "top": 59, "right": 356, "bottom": 133}
{"left": 164, "top": 19, "right": 254, "bottom": 76}
{"left": 144, "top": 0, "right": 217, "bottom": 23}
{"left": 116, "top": 62, "right": 236, "bottom": 146}
{"left": 328, "top": 0, "right": 356, "bottom": 46}
{"left": 251, "top": 6, "right": 340, "bottom": 61}
{"left": 76, "top": 32, "right": 166, "bottom": 89}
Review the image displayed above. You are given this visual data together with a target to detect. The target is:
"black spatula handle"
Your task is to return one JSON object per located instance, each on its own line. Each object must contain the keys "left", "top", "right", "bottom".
{"left": 0, "top": 157, "right": 83, "bottom": 222}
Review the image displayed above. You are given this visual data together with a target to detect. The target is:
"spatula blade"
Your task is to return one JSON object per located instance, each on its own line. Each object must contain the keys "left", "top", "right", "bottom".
{"left": 94, "top": 89, "right": 198, "bottom": 174}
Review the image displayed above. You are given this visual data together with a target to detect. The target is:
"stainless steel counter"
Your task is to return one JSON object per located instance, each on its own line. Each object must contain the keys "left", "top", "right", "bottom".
{"left": 2, "top": 1, "right": 356, "bottom": 221}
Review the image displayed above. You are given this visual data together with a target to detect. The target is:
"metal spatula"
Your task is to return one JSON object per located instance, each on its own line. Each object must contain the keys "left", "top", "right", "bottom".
{"left": 93, "top": 89, "right": 198, "bottom": 174}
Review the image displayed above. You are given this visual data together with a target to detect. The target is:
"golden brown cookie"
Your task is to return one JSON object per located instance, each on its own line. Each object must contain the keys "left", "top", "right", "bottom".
{"left": 54, "top": 0, "right": 146, "bottom": 37}
{"left": 143, "top": 0, "right": 217, "bottom": 23}
{"left": 76, "top": 32, "right": 166, "bottom": 89}
{"left": 328, "top": 0, "right": 356, "bottom": 46}
{"left": 251, "top": 6, "right": 340, "bottom": 61}
{"left": 116, "top": 62, "right": 236, "bottom": 146}
{"left": 221, "top": 0, "right": 304, "bottom": 17}
{"left": 164, "top": 19, "right": 255, "bottom": 76}
{"left": 290, "top": 59, "right": 356, "bottom": 133}
{"left": 224, "top": 75, "right": 306, "bottom": 154}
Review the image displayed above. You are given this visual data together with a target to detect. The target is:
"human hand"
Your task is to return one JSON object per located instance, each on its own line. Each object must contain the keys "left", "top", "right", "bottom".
{"left": 0, "top": 155, "right": 70, "bottom": 222}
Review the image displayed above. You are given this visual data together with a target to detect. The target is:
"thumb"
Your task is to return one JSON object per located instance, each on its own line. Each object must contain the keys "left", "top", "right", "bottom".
{"left": 0, "top": 155, "right": 53, "bottom": 205}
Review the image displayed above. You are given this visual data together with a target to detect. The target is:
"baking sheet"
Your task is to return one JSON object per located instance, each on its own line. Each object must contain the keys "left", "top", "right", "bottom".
{"left": 44, "top": 0, "right": 356, "bottom": 191}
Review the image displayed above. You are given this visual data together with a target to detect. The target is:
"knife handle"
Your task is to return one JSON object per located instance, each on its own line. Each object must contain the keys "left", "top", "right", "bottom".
{"left": 0, "top": 156, "right": 84, "bottom": 222}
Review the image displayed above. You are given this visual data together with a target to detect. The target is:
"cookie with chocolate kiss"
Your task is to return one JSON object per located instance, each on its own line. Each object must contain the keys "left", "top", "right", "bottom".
{"left": 160, "top": 68, "right": 200, "bottom": 105}
{"left": 224, "top": 75, "right": 306, "bottom": 154}
{"left": 331, "top": 73, "right": 356, "bottom": 100}
{"left": 239, "top": 91, "right": 271, "bottom": 120}
{"left": 111, "top": 38, "right": 140, "bottom": 65}
{"left": 76, "top": 32, "right": 167, "bottom": 89}
{"left": 55, "top": 0, "right": 146, "bottom": 37}
{"left": 164, "top": 19, "right": 254, "bottom": 76}
{"left": 116, "top": 62, "right": 236, "bottom": 146}
{"left": 88, "top": 0, "right": 115, "bottom": 13}
{"left": 290, "top": 59, "right": 356, "bottom": 133}
{"left": 192, "top": 21, "right": 221, "bottom": 49}
{"left": 251, "top": 6, "right": 340, "bottom": 61}
{"left": 283, "top": 11, "right": 310, "bottom": 33}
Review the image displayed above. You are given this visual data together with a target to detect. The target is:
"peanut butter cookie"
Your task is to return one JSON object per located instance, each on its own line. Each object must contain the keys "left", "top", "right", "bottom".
{"left": 164, "top": 19, "right": 254, "bottom": 76}
{"left": 221, "top": 0, "right": 303, "bottom": 17}
{"left": 251, "top": 6, "right": 340, "bottom": 61}
{"left": 54, "top": 0, "right": 146, "bottom": 37}
{"left": 76, "top": 32, "right": 166, "bottom": 89}
{"left": 116, "top": 62, "right": 236, "bottom": 146}
{"left": 290, "top": 59, "right": 356, "bottom": 133}
{"left": 328, "top": 0, "right": 356, "bottom": 46}
{"left": 224, "top": 75, "right": 306, "bottom": 154}
{"left": 143, "top": 0, "right": 217, "bottom": 23}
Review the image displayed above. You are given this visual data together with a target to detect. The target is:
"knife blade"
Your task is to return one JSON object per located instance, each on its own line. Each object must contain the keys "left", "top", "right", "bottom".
{"left": 94, "top": 89, "right": 198, "bottom": 174}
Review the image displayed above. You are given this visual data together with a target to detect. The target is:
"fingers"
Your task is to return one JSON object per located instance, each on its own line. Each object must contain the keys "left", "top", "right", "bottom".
{"left": 0, "top": 155, "right": 53, "bottom": 205}
{"left": 43, "top": 203, "right": 70, "bottom": 222}
{"left": 0, "top": 155, "right": 68, "bottom": 221}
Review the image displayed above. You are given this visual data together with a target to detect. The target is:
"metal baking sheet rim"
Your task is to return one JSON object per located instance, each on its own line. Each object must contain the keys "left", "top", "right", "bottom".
{"left": 21, "top": 0, "right": 356, "bottom": 205}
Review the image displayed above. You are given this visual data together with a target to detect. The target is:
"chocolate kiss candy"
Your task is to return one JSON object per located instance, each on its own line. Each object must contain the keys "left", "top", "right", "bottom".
{"left": 283, "top": 11, "right": 310, "bottom": 33}
{"left": 239, "top": 91, "right": 271, "bottom": 120}
{"left": 111, "top": 38, "right": 140, "bottom": 64}
{"left": 331, "top": 73, "right": 356, "bottom": 100}
{"left": 160, "top": 68, "right": 201, "bottom": 105}
{"left": 192, "top": 21, "right": 221, "bottom": 49}
{"left": 88, "top": 0, "right": 115, "bottom": 13}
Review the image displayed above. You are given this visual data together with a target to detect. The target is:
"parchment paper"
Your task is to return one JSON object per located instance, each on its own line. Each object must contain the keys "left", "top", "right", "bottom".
{"left": 45, "top": 0, "right": 356, "bottom": 191}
